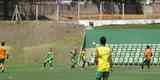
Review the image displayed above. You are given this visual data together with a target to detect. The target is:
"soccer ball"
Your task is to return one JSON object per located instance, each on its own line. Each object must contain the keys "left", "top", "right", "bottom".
{"left": 92, "top": 42, "right": 96, "bottom": 45}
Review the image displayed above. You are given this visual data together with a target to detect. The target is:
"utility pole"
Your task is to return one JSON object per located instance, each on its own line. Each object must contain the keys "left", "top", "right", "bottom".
{"left": 36, "top": 4, "right": 39, "bottom": 21}
{"left": 122, "top": 0, "right": 125, "bottom": 18}
{"left": 11, "top": 4, "right": 22, "bottom": 22}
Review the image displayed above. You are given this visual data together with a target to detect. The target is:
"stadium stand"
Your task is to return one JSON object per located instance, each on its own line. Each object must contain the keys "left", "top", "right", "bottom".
{"left": 83, "top": 29, "right": 160, "bottom": 66}
{"left": 111, "top": 44, "right": 160, "bottom": 65}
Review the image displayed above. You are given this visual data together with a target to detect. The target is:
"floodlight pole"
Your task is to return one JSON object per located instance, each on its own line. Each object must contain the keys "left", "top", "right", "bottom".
{"left": 122, "top": 3, "right": 124, "bottom": 17}
{"left": 36, "top": 4, "right": 39, "bottom": 21}
{"left": 56, "top": 0, "right": 60, "bottom": 21}
{"left": 15, "top": 5, "right": 18, "bottom": 21}
{"left": 77, "top": 0, "right": 80, "bottom": 19}
{"left": 100, "top": 1, "right": 103, "bottom": 20}
{"left": 122, "top": 0, "right": 125, "bottom": 18}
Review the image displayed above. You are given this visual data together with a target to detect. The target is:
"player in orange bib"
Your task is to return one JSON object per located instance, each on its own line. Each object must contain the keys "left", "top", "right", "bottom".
{"left": 0, "top": 41, "right": 8, "bottom": 72}
{"left": 96, "top": 36, "right": 112, "bottom": 80}
{"left": 141, "top": 45, "right": 153, "bottom": 70}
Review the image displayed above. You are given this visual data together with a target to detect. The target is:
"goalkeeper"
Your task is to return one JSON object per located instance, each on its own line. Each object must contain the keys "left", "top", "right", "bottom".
{"left": 43, "top": 48, "right": 54, "bottom": 69}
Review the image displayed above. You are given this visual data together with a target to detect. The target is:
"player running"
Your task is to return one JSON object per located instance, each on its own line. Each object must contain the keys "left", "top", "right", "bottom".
{"left": 80, "top": 48, "right": 87, "bottom": 68}
{"left": 96, "top": 36, "right": 112, "bottom": 80}
{"left": 70, "top": 48, "right": 78, "bottom": 69}
{"left": 43, "top": 48, "right": 54, "bottom": 69}
{"left": 0, "top": 41, "right": 8, "bottom": 72}
{"left": 141, "top": 45, "right": 153, "bottom": 70}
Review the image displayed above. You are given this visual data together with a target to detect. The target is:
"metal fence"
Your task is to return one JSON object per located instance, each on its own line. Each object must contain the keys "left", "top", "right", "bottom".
{"left": 1, "top": 1, "right": 160, "bottom": 21}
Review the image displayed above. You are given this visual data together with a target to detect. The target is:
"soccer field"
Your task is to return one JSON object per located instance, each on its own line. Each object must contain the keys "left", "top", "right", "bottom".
{"left": 0, "top": 64, "right": 94, "bottom": 80}
{"left": 1, "top": 22, "right": 160, "bottom": 80}
{"left": 1, "top": 64, "right": 160, "bottom": 80}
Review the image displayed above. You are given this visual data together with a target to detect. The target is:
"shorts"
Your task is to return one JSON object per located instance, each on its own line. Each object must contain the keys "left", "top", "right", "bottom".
{"left": 96, "top": 71, "right": 110, "bottom": 79}
{"left": 0, "top": 59, "right": 5, "bottom": 64}
{"left": 143, "top": 59, "right": 150, "bottom": 65}
{"left": 44, "top": 59, "right": 53, "bottom": 64}
{"left": 71, "top": 59, "right": 78, "bottom": 65}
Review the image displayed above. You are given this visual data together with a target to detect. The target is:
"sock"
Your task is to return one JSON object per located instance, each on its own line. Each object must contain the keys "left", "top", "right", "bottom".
{"left": 1, "top": 67, "right": 5, "bottom": 72}
{"left": 141, "top": 65, "right": 144, "bottom": 70}
{"left": 49, "top": 63, "right": 53, "bottom": 67}
{"left": 43, "top": 63, "right": 47, "bottom": 68}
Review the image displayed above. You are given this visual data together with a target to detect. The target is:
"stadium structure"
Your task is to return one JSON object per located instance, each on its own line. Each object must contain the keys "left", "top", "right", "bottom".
{"left": 0, "top": 0, "right": 159, "bottom": 67}
{"left": 82, "top": 29, "right": 160, "bottom": 66}
{"left": 0, "top": 0, "right": 160, "bottom": 80}
{"left": 0, "top": 0, "right": 160, "bottom": 20}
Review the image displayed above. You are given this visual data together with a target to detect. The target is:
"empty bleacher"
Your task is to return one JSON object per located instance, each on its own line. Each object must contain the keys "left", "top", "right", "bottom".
{"left": 110, "top": 44, "right": 160, "bottom": 65}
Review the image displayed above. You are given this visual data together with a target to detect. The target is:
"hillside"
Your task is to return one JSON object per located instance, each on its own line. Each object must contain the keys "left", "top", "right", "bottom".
{"left": 0, "top": 21, "right": 84, "bottom": 65}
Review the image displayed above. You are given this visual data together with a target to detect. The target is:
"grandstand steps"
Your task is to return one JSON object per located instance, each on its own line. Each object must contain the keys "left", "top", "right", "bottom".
{"left": 86, "top": 44, "right": 160, "bottom": 66}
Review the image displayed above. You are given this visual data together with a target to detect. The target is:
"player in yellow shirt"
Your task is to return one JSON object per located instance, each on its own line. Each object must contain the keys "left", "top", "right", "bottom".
{"left": 0, "top": 41, "right": 8, "bottom": 72}
{"left": 96, "top": 36, "right": 112, "bottom": 80}
{"left": 80, "top": 48, "right": 87, "bottom": 68}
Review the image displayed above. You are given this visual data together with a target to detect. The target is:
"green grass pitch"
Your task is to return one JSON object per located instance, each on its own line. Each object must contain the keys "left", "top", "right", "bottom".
{"left": 0, "top": 22, "right": 160, "bottom": 80}
{"left": 1, "top": 64, "right": 160, "bottom": 80}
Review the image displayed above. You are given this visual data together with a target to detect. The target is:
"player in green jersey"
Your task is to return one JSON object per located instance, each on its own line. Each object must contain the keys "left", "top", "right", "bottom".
{"left": 43, "top": 48, "right": 54, "bottom": 69}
